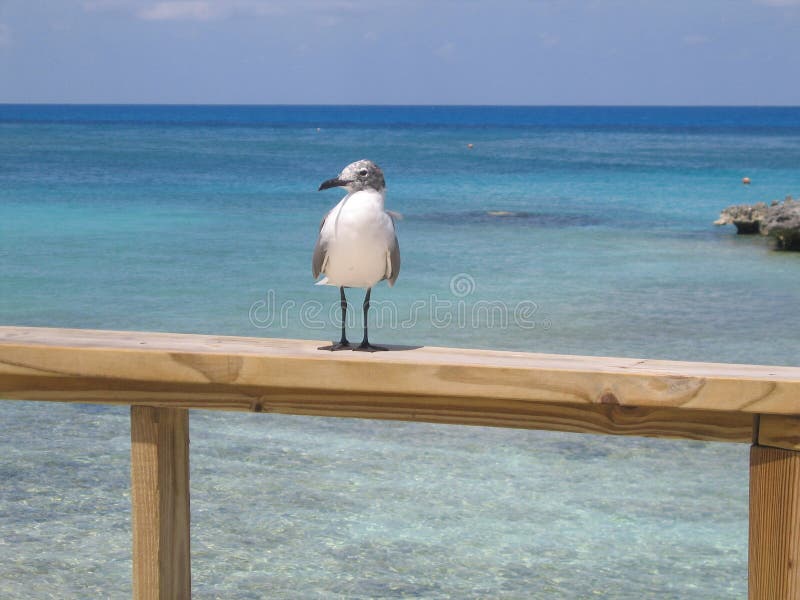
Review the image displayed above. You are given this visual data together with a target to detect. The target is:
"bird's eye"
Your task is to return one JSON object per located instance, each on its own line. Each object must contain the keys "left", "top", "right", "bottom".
{"left": 359, "top": 169, "right": 368, "bottom": 176}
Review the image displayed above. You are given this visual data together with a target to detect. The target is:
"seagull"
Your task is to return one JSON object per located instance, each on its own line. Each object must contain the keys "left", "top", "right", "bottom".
{"left": 313, "top": 159, "right": 401, "bottom": 352}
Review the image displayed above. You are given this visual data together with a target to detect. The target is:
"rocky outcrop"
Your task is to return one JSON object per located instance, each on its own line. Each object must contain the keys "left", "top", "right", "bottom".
{"left": 714, "top": 202, "right": 768, "bottom": 234}
{"left": 716, "top": 196, "right": 800, "bottom": 250}
{"left": 760, "top": 198, "right": 800, "bottom": 250}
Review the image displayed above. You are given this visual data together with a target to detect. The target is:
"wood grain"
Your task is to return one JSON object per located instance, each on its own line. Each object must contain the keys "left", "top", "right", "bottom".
{"left": 758, "top": 415, "right": 800, "bottom": 451}
{"left": 131, "top": 406, "right": 190, "bottom": 600}
{"left": 0, "top": 326, "right": 798, "bottom": 441}
{"left": 749, "top": 445, "right": 800, "bottom": 599}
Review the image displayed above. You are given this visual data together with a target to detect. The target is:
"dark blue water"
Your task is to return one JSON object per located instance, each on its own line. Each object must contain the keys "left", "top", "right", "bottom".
{"left": 2, "top": 105, "right": 799, "bottom": 598}
{"left": 3, "top": 104, "right": 800, "bottom": 130}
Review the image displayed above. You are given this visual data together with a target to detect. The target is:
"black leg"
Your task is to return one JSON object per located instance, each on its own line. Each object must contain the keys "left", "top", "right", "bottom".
{"left": 319, "top": 287, "right": 351, "bottom": 351}
{"left": 339, "top": 286, "right": 349, "bottom": 345}
{"left": 355, "top": 287, "right": 387, "bottom": 352}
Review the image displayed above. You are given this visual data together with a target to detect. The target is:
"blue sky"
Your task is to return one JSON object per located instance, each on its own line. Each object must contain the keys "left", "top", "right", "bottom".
{"left": 1, "top": 0, "right": 799, "bottom": 104}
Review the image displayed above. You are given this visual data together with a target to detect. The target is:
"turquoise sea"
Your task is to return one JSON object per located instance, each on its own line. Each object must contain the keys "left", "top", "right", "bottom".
{"left": 1, "top": 105, "right": 799, "bottom": 598}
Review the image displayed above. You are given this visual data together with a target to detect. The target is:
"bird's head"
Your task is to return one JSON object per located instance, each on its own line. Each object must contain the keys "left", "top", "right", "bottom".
{"left": 318, "top": 159, "right": 385, "bottom": 193}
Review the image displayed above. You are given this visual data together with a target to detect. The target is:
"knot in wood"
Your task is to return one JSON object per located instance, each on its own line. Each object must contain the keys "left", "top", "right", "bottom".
{"left": 599, "top": 391, "right": 620, "bottom": 405}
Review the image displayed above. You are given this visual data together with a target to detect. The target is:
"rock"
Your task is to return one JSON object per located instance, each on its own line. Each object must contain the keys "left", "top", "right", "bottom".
{"left": 714, "top": 202, "right": 769, "bottom": 234}
{"left": 760, "top": 199, "right": 800, "bottom": 251}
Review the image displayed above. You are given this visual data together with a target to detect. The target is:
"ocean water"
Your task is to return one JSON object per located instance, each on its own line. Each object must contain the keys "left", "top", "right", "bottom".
{"left": 1, "top": 105, "right": 799, "bottom": 598}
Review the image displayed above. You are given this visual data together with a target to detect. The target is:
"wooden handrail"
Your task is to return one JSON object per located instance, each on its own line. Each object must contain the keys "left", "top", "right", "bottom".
{"left": 1, "top": 326, "right": 800, "bottom": 598}
{"left": 2, "top": 326, "right": 800, "bottom": 440}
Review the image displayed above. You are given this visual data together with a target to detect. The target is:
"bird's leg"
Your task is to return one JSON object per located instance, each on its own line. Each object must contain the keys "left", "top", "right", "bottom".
{"left": 339, "top": 286, "right": 350, "bottom": 345}
{"left": 322, "top": 287, "right": 351, "bottom": 351}
{"left": 355, "top": 287, "right": 387, "bottom": 352}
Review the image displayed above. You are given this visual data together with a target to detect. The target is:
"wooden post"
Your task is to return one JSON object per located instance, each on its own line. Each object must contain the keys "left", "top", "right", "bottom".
{"left": 131, "top": 406, "right": 191, "bottom": 600}
{"left": 749, "top": 414, "right": 800, "bottom": 599}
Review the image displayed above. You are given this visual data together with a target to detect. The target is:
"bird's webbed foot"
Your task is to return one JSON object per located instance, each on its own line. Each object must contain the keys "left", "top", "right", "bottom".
{"left": 353, "top": 342, "right": 388, "bottom": 352}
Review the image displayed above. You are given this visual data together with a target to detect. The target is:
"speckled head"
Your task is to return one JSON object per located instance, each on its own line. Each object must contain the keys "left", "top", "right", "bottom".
{"left": 318, "top": 159, "right": 386, "bottom": 193}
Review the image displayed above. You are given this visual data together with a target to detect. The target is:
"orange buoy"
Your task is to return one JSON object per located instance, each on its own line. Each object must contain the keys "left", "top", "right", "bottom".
{"left": 742, "top": 177, "right": 751, "bottom": 185}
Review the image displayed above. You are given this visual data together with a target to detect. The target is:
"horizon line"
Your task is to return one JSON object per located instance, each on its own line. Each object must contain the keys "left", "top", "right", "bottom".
{"left": 2, "top": 102, "right": 800, "bottom": 109}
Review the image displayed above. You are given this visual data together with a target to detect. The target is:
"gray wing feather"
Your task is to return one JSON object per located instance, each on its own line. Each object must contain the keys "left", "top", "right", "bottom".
{"left": 386, "top": 220, "right": 401, "bottom": 286}
{"left": 312, "top": 215, "right": 328, "bottom": 279}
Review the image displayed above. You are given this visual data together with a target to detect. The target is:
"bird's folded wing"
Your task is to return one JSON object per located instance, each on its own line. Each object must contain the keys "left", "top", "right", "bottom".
{"left": 312, "top": 214, "right": 329, "bottom": 279}
{"left": 386, "top": 227, "right": 401, "bottom": 286}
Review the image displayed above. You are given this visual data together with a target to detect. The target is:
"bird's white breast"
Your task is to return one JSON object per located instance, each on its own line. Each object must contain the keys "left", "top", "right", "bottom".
{"left": 319, "top": 189, "right": 394, "bottom": 288}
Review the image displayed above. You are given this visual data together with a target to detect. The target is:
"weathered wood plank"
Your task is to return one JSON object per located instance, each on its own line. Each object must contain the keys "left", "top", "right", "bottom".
{"left": 0, "top": 372, "right": 754, "bottom": 441}
{"left": 749, "top": 444, "right": 800, "bottom": 599}
{"left": 258, "top": 398, "right": 753, "bottom": 442}
{"left": 131, "top": 406, "right": 190, "bottom": 600}
{"left": 0, "top": 326, "right": 797, "bottom": 443}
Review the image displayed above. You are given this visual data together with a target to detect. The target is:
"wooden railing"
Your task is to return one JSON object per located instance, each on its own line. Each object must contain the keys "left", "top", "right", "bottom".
{"left": 1, "top": 326, "right": 800, "bottom": 599}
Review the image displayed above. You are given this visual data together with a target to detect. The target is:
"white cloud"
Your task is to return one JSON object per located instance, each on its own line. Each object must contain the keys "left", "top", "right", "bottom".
{"left": 84, "top": 0, "right": 396, "bottom": 20}
{"left": 139, "top": 1, "right": 218, "bottom": 20}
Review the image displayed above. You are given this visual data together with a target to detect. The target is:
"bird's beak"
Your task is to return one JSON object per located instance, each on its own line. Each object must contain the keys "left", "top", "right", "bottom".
{"left": 318, "top": 177, "right": 347, "bottom": 191}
